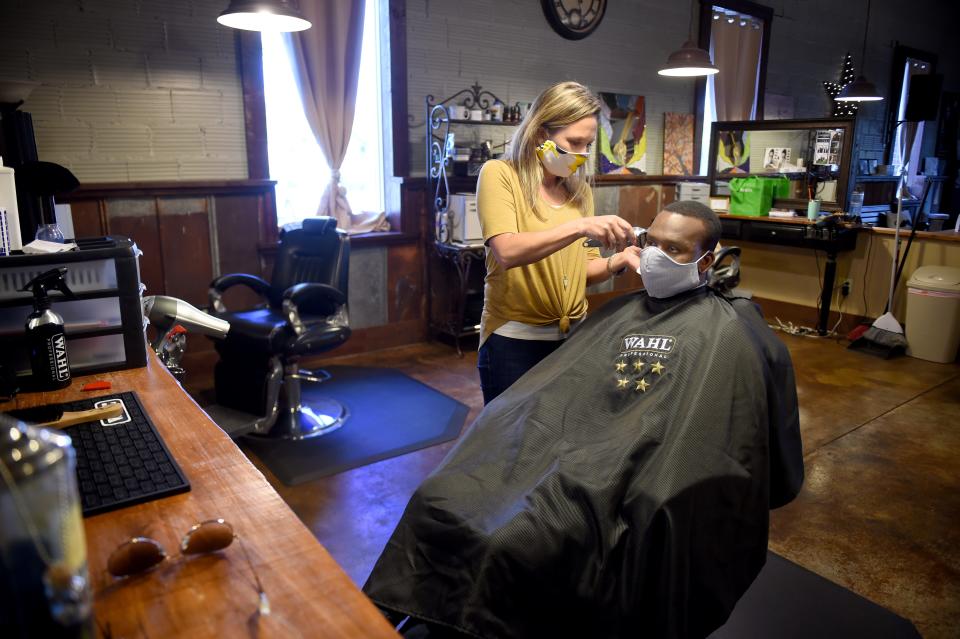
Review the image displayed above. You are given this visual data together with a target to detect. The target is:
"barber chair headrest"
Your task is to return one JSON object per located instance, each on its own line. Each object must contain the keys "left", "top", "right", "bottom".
{"left": 302, "top": 217, "right": 338, "bottom": 235}
{"left": 279, "top": 217, "right": 339, "bottom": 237}
{"left": 708, "top": 246, "right": 741, "bottom": 293}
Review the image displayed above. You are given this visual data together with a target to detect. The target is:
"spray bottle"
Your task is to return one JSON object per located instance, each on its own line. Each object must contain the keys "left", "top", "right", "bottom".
{"left": 21, "top": 268, "right": 74, "bottom": 390}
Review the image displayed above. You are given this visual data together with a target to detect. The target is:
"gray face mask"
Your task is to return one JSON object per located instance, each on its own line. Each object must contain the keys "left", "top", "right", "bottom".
{"left": 638, "top": 246, "right": 709, "bottom": 298}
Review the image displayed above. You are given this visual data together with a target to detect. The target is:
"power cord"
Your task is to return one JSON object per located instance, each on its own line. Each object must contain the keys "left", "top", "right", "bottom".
{"left": 861, "top": 233, "right": 873, "bottom": 318}
{"left": 830, "top": 282, "right": 846, "bottom": 337}
{"left": 769, "top": 317, "right": 818, "bottom": 337}
{"left": 814, "top": 249, "right": 823, "bottom": 319}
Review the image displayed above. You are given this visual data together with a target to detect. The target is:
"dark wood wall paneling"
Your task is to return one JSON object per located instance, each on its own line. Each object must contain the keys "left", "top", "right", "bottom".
{"left": 61, "top": 181, "right": 276, "bottom": 309}
{"left": 157, "top": 197, "right": 213, "bottom": 306}
{"left": 64, "top": 179, "right": 432, "bottom": 362}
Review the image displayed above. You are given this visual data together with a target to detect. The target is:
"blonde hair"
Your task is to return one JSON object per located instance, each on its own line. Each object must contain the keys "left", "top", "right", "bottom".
{"left": 506, "top": 81, "right": 600, "bottom": 217}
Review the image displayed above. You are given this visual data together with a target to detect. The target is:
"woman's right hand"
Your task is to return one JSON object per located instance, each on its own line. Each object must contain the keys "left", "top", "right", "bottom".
{"left": 577, "top": 215, "right": 636, "bottom": 252}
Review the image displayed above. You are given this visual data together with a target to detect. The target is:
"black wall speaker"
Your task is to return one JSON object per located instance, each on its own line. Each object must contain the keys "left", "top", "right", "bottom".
{"left": 905, "top": 74, "right": 943, "bottom": 122}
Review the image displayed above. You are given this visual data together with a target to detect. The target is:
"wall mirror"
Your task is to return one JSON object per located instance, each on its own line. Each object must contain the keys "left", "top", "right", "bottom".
{"left": 707, "top": 118, "right": 856, "bottom": 211}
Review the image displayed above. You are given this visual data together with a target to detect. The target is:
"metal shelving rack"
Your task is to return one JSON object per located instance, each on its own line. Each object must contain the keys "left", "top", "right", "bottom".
{"left": 425, "top": 83, "right": 514, "bottom": 243}
{"left": 424, "top": 84, "right": 517, "bottom": 354}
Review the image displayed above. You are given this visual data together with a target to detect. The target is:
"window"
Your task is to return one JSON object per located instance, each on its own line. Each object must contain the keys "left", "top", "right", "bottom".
{"left": 262, "top": 0, "right": 385, "bottom": 227}
{"left": 696, "top": 1, "right": 772, "bottom": 175}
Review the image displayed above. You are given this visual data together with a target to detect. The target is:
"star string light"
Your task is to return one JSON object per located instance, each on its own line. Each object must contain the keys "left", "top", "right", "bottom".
{"left": 823, "top": 52, "right": 858, "bottom": 117}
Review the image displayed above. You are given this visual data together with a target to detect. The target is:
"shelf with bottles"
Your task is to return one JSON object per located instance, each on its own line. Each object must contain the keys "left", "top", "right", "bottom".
{"left": 426, "top": 83, "right": 530, "bottom": 245}
{"left": 444, "top": 119, "right": 517, "bottom": 127}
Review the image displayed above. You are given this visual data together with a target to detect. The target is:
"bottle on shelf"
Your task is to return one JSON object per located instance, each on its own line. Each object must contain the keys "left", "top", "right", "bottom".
{"left": 849, "top": 188, "right": 864, "bottom": 218}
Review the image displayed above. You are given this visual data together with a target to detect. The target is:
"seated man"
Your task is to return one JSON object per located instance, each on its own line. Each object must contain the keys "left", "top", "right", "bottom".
{"left": 364, "top": 201, "right": 804, "bottom": 639}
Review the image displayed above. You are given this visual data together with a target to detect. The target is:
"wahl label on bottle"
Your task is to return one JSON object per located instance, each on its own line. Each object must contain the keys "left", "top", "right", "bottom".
{"left": 49, "top": 334, "right": 70, "bottom": 381}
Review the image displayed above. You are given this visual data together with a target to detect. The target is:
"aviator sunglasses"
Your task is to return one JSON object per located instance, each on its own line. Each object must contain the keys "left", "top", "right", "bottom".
{"left": 105, "top": 518, "right": 270, "bottom": 615}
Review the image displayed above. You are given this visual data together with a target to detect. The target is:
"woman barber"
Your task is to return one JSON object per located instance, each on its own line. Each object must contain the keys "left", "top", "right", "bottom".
{"left": 476, "top": 81, "right": 639, "bottom": 405}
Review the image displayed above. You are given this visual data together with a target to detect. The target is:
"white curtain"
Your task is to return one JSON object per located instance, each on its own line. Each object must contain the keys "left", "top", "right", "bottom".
{"left": 711, "top": 18, "right": 763, "bottom": 122}
{"left": 289, "top": 0, "right": 388, "bottom": 233}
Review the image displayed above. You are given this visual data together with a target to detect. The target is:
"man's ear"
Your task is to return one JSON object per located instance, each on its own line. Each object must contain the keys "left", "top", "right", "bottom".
{"left": 698, "top": 251, "right": 716, "bottom": 274}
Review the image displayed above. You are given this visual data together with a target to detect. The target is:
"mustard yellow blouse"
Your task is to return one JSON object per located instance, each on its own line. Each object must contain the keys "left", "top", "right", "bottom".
{"left": 475, "top": 159, "right": 601, "bottom": 345}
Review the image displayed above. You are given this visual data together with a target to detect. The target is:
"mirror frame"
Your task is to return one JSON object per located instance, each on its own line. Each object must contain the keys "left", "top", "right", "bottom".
{"left": 706, "top": 118, "right": 856, "bottom": 212}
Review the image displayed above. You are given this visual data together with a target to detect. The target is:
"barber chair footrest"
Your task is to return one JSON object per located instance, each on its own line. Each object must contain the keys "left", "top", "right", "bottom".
{"left": 255, "top": 397, "right": 349, "bottom": 440}
{"left": 294, "top": 369, "right": 331, "bottom": 384}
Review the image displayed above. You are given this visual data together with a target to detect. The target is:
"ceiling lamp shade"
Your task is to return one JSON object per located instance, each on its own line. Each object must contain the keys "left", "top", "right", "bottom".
{"left": 835, "top": 75, "right": 883, "bottom": 102}
{"left": 835, "top": 0, "right": 882, "bottom": 103}
{"left": 658, "top": 40, "right": 719, "bottom": 77}
{"left": 217, "top": 0, "right": 311, "bottom": 32}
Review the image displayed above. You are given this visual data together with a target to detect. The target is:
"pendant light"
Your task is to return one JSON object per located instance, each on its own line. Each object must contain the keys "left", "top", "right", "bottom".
{"left": 658, "top": 0, "right": 718, "bottom": 77}
{"left": 836, "top": 0, "right": 882, "bottom": 102}
{"left": 217, "top": 0, "right": 312, "bottom": 32}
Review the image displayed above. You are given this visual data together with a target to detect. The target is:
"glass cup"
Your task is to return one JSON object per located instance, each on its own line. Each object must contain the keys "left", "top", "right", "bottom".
{"left": 35, "top": 224, "right": 65, "bottom": 243}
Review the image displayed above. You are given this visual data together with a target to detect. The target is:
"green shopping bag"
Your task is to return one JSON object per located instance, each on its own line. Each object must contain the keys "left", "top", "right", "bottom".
{"left": 769, "top": 175, "right": 791, "bottom": 199}
{"left": 729, "top": 176, "right": 772, "bottom": 217}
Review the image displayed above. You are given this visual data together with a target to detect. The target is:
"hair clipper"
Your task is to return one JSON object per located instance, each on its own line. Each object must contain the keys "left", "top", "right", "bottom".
{"left": 584, "top": 226, "right": 647, "bottom": 248}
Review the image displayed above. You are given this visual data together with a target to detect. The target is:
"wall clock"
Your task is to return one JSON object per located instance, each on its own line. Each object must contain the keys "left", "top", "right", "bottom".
{"left": 540, "top": 0, "right": 607, "bottom": 40}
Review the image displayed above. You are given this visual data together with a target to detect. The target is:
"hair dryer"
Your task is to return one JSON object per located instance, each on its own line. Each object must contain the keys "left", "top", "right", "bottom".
{"left": 142, "top": 295, "right": 229, "bottom": 350}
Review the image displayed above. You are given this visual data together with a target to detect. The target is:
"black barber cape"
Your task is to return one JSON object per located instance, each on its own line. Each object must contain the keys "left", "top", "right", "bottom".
{"left": 364, "top": 287, "right": 803, "bottom": 639}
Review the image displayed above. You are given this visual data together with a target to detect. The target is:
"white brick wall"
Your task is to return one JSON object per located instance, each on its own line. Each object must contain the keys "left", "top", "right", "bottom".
{"left": 0, "top": 0, "right": 247, "bottom": 183}
{"left": 3, "top": 0, "right": 958, "bottom": 184}
{"left": 406, "top": 0, "right": 696, "bottom": 176}
{"left": 406, "top": 0, "right": 960, "bottom": 176}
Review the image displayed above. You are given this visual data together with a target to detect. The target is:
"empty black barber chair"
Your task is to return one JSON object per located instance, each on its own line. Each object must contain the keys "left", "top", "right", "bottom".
{"left": 204, "top": 217, "right": 351, "bottom": 439}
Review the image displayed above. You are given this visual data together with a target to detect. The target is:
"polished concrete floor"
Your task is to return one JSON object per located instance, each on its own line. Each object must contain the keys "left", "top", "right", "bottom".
{"left": 195, "top": 335, "right": 959, "bottom": 638}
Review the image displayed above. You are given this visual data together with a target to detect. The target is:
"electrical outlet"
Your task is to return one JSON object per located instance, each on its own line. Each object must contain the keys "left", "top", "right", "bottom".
{"left": 841, "top": 279, "right": 852, "bottom": 296}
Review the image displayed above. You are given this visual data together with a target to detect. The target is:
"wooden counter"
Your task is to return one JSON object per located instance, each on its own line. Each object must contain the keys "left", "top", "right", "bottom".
{"left": 713, "top": 212, "right": 860, "bottom": 335}
{"left": 869, "top": 227, "right": 960, "bottom": 242}
{"left": 0, "top": 354, "right": 398, "bottom": 638}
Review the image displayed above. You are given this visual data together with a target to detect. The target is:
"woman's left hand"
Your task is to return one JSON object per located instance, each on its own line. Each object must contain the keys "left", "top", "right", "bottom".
{"left": 612, "top": 246, "right": 642, "bottom": 274}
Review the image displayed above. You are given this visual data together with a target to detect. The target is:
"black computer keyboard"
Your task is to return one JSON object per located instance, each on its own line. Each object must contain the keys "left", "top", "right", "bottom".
{"left": 16, "top": 391, "right": 190, "bottom": 517}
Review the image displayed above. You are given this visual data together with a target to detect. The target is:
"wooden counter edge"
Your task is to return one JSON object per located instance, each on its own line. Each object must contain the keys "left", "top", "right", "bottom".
{"left": 1, "top": 352, "right": 399, "bottom": 638}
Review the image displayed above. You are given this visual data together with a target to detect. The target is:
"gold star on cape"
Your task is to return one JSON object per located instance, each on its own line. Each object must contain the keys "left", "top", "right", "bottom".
{"left": 617, "top": 377, "right": 629, "bottom": 390}
{"left": 633, "top": 360, "right": 644, "bottom": 372}
{"left": 615, "top": 361, "right": 626, "bottom": 372}
{"left": 650, "top": 361, "right": 665, "bottom": 375}
{"left": 635, "top": 378, "right": 649, "bottom": 392}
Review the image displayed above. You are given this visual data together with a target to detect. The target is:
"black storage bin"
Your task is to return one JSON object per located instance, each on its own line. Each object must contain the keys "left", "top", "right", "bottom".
{"left": 0, "top": 236, "right": 147, "bottom": 377}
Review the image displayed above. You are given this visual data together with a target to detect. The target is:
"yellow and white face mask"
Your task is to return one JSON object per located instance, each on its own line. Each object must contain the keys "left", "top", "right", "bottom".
{"left": 536, "top": 139, "right": 589, "bottom": 178}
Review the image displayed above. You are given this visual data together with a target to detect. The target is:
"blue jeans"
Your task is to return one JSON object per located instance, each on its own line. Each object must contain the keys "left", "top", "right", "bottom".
{"left": 477, "top": 334, "right": 563, "bottom": 405}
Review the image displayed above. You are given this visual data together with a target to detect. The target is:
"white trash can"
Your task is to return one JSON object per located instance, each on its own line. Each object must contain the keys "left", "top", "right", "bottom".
{"left": 905, "top": 265, "right": 960, "bottom": 363}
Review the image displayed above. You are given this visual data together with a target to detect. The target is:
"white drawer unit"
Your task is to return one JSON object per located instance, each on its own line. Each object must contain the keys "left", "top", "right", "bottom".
{"left": 449, "top": 193, "right": 483, "bottom": 244}
{"left": 677, "top": 182, "right": 711, "bottom": 204}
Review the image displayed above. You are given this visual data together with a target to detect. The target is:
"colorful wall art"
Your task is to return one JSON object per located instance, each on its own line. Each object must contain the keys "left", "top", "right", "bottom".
{"left": 663, "top": 112, "right": 695, "bottom": 175}
{"left": 598, "top": 92, "right": 647, "bottom": 174}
